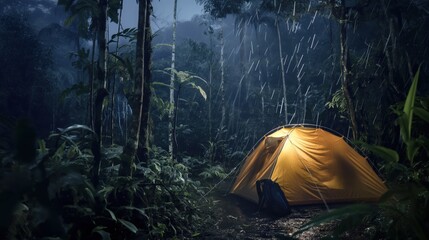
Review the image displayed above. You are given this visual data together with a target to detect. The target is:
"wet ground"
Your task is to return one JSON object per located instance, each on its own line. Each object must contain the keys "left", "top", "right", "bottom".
{"left": 204, "top": 192, "right": 336, "bottom": 239}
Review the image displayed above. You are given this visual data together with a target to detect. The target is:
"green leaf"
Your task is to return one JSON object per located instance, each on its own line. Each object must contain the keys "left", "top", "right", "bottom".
{"left": 84, "top": 187, "right": 95, "bottom": 204}
{"left": 414, "top": 107, "right": 429, "bottom": 124}
{"left": 402, "top": 66, "right": 421, "bottom": 141}
{"left": 154, "top": 43, "right": 173, "bottom": 48}
{"left": 152, "top": 82, "right": 174, "bottom": 89}
{"left": 406, "top": 140, "right": 420, "bottom": 163}
{"left": 355, "top": 141, "right": 399, "bottom": 163}
{"left": 120, "top": 206, "right": 149, "bottom": 220}
{"left": 118, "top": 219, "right": 138, "bottom": 234}
{"left": 105, "top": 208, "right": 117, "bottom": 221}
{"left": 92, "top": 226, "right": 111, "bottom": 240}
{"left": 196, "top": 85, "right": 207, "bottom": 100}
{"left": 398, "top": 114, "right": 410, "bottom": 143}
{"left": 61, "top": 124, "right": 94, "bottom": 135}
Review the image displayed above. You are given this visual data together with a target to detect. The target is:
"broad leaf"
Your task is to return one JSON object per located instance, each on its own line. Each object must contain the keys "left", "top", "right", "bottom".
{"left": 120, "top": 206, "right": 149, "bottom": 220}
{"left": 61, "top": 124, "right": 94, "bottom": 134}
{"left": 356, "top": 141, "right": 399, "bottom": 163}
{"left": 398, "top": 114, "right": 410, "bottom": 143}
{"left": 152, "top": 82, "right": 174, "bottom": 89}
{"left": 118, "top": 219, "right": 138, "bottom": 234}
{"left": 92, "top": 226, "right": 111, "bottom": 240}
{"left": 402, "top": 66, "right": 421, "bottom": 141}
{"left": 196, "top": 85, "right": 207, "bottom": 100}
{"left": 406, "top": 140, "right": 420, "bottom": 163}
{"left": 414, "top": 107, "right": 429, "bottom": 124}
{"left": 105, "top": 208, "right": 117, "bottom": 221}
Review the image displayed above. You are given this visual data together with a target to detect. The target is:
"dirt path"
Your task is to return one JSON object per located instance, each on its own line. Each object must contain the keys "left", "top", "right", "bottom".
{"left": 204, "top": 194, "right": 335, "bottom": 239}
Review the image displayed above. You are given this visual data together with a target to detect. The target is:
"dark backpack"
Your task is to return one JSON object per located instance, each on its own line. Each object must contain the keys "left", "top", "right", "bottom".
{"left": 256, "top": 179, "right": 291, "bottom": 216}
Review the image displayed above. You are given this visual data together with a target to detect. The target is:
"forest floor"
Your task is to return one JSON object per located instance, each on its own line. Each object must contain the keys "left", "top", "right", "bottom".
{"left": 202, "top": 192, "right": 335, "bottom": 239}
{"left": 200, "top": 182, "right": 365, "bottom": 240}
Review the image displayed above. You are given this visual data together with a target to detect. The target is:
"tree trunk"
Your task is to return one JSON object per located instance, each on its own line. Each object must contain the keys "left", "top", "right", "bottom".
{"left": 276, "top": 17, "right": 288, "bottom": 124}
{"left": 110, "top": 0, "right": 124, "bottom": 145}
{"left": 208, "top": 28, "right": 213, "bottom": 144}
{"left": 168, "top": 0, "right": 178, "bottom": 161}
{"left": 119, "top": 0, "right": 147, "bottom": 177}
{"left": 339, "top": 0, "right": 359, "bottom": 140}
{"left": 381, "top": 0, "right": 401, "bottom": 95}
{"left": 89, "top": 34, "right": 96, "bottom": 129}
{"left": 218, "top": 27, "right": 226, "bottom": 137}
{"left": 91, "top": 0, "right": 109, "bottom": 186}
{"left": 137, "top": 0, "right": 152, "bottom": 166}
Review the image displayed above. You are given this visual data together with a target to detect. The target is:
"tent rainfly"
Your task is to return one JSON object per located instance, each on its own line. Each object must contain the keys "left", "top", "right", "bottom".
{"left": 230, "top": 126, "right": 388, "bottom": 207}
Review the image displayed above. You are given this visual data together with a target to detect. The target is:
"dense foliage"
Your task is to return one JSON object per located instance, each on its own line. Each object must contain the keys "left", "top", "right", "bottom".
{"left": 0, "top": 0, "right": 428, "bottom": 239}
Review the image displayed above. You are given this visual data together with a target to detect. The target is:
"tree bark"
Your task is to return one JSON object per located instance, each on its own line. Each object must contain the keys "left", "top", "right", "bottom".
{"left": 137, "top": 0, "right": 152, "bottom": 166}
{"left": 218, "top": 27, "right": 226, "bottom": 137}
{"left": 119, "top": 0, "right": 147, "bottom": 177}
{"left": 168, "top": 0, "right": 178, "bottom": 161}
{"left": 91, "top": 0, "right": 109, "bottom": 186}
{"left": 110, "top": 0, "right": 124, "bottom": 145}
{"left": 89, "top": 34, "right": 96, "bottom": 129}
{"left": 339, "top": 0, "right": 359, "bottom": 140}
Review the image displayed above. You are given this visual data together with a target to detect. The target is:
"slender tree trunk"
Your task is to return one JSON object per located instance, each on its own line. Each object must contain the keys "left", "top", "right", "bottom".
{"left": 219, "top": 27, "right": 226, "bottom": 137}
{"left": 208, "top": 28, "right": 213, "bottom": 144}
{"left": 168, "top": 0, "right": 178, "bottom": 160}
{"left": 98, "top": 0, "right": 108, "bottom": 89}
{"left": 339, "top": 0, "right": 359, "bottom": 140}
{"left": 91, "top": 0, "right": 109, "bottom": 186}
{"left": 276, "top": 17, "right": 288, "bottom": 124}
{"left": 119, "top": 0, "right": 147, "bottom": 177}
{"left": 89, "top": 34, "right": 96, "bottom": 129}
{"left": 137, "top": 0, "right": 152, "bottom": 166}
{"left": 110, "top": 0, "right": 123, "bottom": 145}
{"left": 381, "top": 0, "right": 401, "bottom": 95}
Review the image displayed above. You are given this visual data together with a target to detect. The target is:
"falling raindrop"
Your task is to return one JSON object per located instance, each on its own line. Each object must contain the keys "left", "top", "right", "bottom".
{"left": 286, "top": 55, "right": 293, "bottom": 73}
{"left": 288, "top": 112, "right": 296, "bottom": 124}
{"left": 310, "top": 34, "right": 316, "bottom": 49}
{"left": 297, "top": 64, "right": 305, "bottom": 79}
{"left": 316, "top": 112, "right": 319, "bottom": 126}
{"left": 247, "top": 61, "right": 255, "bottom": 74}
{"left": 313, "top": 40, "right": 319, "bottom": 50}
{"left": 283, "top": 55, "right": 288, "bottom": 66}
{"left": 260, "top": 82, "right": 266, "bottom": 94}
{"left": 255, "top": 59, "right": 261, "bottom": 71}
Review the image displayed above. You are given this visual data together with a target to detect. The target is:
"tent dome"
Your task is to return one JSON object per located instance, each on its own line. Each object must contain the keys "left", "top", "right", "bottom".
{"left": 230, "top": 126, "right": 388, "bottom": 205}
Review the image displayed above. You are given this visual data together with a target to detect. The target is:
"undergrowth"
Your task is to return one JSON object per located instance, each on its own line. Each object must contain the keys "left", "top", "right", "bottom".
{"left": 0, "top": 122, "right": 219, "bottom": 239}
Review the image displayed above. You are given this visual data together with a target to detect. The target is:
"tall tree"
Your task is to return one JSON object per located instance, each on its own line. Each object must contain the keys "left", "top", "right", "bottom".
{"left": 218, "top": 26, "right": 226, "bottom": 139}
{"left": 110, "top": 0, "right": 124, "bottom": 145}
{"left": 168, "top": 0, "right": 178, "bottom": 160}
{"left": 92, "top": 0, "right": 110, "bottom": 185}
{"left": 119, "top": 0, "right": 149, "bottom": 176}
{"left": 337, "top": 0, "right": 358, "bottom": 139}
{"left": 137, "top": 0, "right": 152, "bottom": 166}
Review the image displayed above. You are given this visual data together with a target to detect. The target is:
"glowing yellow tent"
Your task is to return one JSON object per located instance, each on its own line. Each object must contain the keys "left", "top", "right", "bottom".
{"left": 230, "top": 126, "right": 388, "bottom": 206}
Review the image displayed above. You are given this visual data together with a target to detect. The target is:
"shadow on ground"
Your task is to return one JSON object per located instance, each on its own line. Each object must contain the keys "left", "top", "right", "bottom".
{"left": 204, "top": 192, "right": 336, "bottom": 239}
